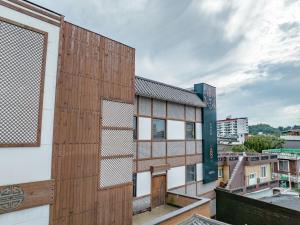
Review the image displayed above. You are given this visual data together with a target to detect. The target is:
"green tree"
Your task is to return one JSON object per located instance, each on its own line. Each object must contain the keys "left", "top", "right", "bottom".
{"left": 244, "top": 135, "right": 285, "bottom": 153}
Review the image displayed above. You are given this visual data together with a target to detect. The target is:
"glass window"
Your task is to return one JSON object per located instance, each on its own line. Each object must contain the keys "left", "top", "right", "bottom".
{"left": 218, "top": 168, "right": 223, "bottom": 178}
{"left": 186, "top": 164, "right": 196, "bottom": 183}
{"left": 133, "top": 116, "right": 137, "bottom": 140}
{"left": 133, "top": 173, "right": 137, "bottom": 197}
{"left": 261, "top": 165, "right": 267, "bottom": 178}
{"left": 152, "top": 119, "right": 166, "bottom": 139}
{"left": 279, "top": 160, "right": 289, "bottom": 172}
{"left": 186, "top": 122, "right": 195, "bottom": 139}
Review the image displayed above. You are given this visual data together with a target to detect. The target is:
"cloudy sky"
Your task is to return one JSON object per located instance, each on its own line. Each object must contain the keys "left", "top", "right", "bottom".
{"left": 34, "top": 0, "right": 300, "bottom": 127}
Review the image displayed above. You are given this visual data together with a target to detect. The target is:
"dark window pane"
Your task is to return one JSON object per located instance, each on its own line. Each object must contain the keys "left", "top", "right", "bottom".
{"left": 133, "top": 116, "right": 137, "bottom": 140}
{"left": 133, "top": 173, "right": 137, "bottom": 197}
{"left": 186, "top": 164, "right": 196, "bottom": 183}
{"left": 186, "top": 122, "right": 195, "bottom": 139}
{"left": 152, "top": 119, "right": 166, "bottom": 139}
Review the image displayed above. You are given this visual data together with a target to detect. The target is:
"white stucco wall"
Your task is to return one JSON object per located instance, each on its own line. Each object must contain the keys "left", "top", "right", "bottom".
{"left": 136, "top": 171, "right": 151, "bottom": 197}
{"left": 196, "top": 163, "right": 203, "bottom": 181}
{"left": 196, "top": 123, "right": 202, "bottom": 140}
{"left": 0, "top": 3, "right": 60, "bottom": 225}
{"left": 167, "top": 166, "right": 185, "bottom": 189}
{"left": 138, "top": 117, "right": 151, "bottom": 140}
{"left": 167, "top": 120, "right": 185, "bottom": 140}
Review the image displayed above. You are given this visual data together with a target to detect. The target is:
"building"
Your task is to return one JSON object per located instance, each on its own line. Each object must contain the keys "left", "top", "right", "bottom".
{"left": 263, "top": 149, "right": 300, "bottom": 189}
{"left": 281, "top": 129, "right": 300, "bottom": 149}
{"left": 0, "top": 1, "right": 219, "bottom": 225}
{"left": 217, "top": 117, "right": 249, "bottom": 144}
{"left": 217, "top": 152, "right": 279, "bottom": 194}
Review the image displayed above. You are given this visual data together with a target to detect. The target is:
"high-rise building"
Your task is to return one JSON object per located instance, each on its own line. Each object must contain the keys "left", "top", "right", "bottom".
{"left": 217, "top": 117, "right": 249, "bottom": 144}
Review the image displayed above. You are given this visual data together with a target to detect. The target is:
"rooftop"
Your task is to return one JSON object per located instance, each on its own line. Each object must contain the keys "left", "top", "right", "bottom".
{"left": 135, "top": 76, "right": 206, "bottom": 107}
{"left": 260, "top": 194, "right": 300, "bottom": 212}
{"left": 178, "top": 214, "right": 230, "bottom": 225}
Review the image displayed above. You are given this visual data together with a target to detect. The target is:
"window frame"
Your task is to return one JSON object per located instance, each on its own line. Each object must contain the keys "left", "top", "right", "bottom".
{"left": 132, "top": 173, "right": 137, "bottom": 197}
{"left": 133, "top": 116, "right": 137, "bottom": 140}
{"left": 279, "top": 160, "right": 289, "bottom": 172}
{"left": 185, "top": 122, "right": 195, "bottom": 140}
{"left": 186, "top": 164, "right": 197, "bottom": 183}
{"left": 260, "top": 165, "right": 267, "bottom": 178}
{"left": 218, "top": 168, "right": 223, "bottom": 178}
{"left": 152, "top": 118, "right": 166, "bottom": 140}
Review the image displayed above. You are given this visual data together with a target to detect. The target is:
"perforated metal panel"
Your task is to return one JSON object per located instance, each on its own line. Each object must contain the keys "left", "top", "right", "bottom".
{"left": 186, "top": 106, "right": 195, "bottom": 121}
{"left": 138, "top": 96, "right": 151, "bottom": 116}
{"left": 186, "top": 141, "right": 196, "bottom": 155}
{"left": 167, "top": 103, "right": 184, "bottom": 120}
{"left": 0, "top": 18, "right": 46, "bottom": 146}
{"left": 100, "top": 157, "right": 132, "bottom": 188}
{"left": 152, "top": 141, "right": 166, "bottom": 158}
{"left": 196, "top": 141, "right": 203, "bottom": 154}
{"left": 138, "top": 142, "right": 151, "bottom": 159}
{"left": 196, "top": 108, "right": 202, "bottom": 122}
{"left": 153, "top": 99, "right": 166, "bottom": 118}
{"left": 102, "top": 100, "right": 134, "bottom": 128}
{"left": 167, "top": 141, "right": 185, "bottom": 156}
{"left": 101, "top": 129, "right": 133, "bottom": 156}
{"left": 100, "top": 100, "right": 134, "bottom": 188}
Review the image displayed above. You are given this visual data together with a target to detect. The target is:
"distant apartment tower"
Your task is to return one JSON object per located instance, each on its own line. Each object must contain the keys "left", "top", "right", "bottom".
{"left": 217, "top": 117, "right": 249, "bottom": 144}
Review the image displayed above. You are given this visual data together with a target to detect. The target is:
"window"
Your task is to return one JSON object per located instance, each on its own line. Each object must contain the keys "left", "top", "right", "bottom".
{"left": 133, "top": 173, "right": 137, "bottom": 197}
{"left": 279, "top": 160, "right": 289, "bottom": 172}
{"left": 260, "top": 165, "right": 267, "bottom": 178}
{"left": 186, "top": 122, "right": 195, "bottom": 139}
{"left": 218, "top": 168, "right": 223, "bottom": 178}
{"left": 133, "top": 116, "right": 137, "bottom": 140}
{"left": 152, "top": 119, "right": 166, "bottom": 139}
{"left": 186, "top": 164, "right": 196, "bottom": 183}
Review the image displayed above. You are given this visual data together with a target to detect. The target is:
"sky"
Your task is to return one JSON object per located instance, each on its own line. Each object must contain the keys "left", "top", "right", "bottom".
{"left": 33, "top": 0, "right": 300, "bottom": 127}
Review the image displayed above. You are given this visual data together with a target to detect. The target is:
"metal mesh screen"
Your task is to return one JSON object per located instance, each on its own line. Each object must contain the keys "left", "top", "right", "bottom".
{"left": 186, "top": 141, "right": 196, "bottom": 155}
{"left": 100, "top": 100, "right": 134, "bottom": 188}
{"left": 0, "top": 19, "right": 46, "bottom": 146}
{"left": 137, "top": 142, "right": 151, "bottom": 159}
{"left": 186, "top": 106, "right": 195, "bottom": 121}
{"left": 167, "top": 141, "right": 185, "bottom": 156}
{"left": 196, "top": 108, "right": 202, "bottom": 122}
{"left": 138, "top": 97, "right": 151, "bottom": 116}
{"left": 167, "top": 102, "right": 184, "bottom": 120}
{"left": 102, "top": 100, "right": 134, "bottom": 128}
{"left": 100, "top": 157, "right": 132, "bottom": 188}
{"left": 152, "top": 141, "right": 166, "bottom": 158}
{"left": 153, "top": 99, "right": 166, "bottom": 118}
{"left": 101, "top": 129, "right": 133, "bottom": 156}
{"left": 196, "top": 141, "right": 203, "bottom": 154}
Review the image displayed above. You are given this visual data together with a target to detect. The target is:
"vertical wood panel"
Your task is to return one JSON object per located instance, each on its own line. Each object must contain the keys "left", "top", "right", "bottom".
{"left": 51, "top": 21, "right": 134, "bottom": 225}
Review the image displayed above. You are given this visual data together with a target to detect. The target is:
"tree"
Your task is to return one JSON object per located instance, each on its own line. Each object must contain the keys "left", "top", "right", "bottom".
{"left": 244, "top": 135, "right": 285, "bottom": 153}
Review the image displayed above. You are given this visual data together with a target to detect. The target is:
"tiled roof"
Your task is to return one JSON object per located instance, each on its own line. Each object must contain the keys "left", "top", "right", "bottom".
{"left": 178, "top": 214, "right": 230, "bottom": 225}
{"left": 135, "top": 76, "right": 205, "bottom": 107}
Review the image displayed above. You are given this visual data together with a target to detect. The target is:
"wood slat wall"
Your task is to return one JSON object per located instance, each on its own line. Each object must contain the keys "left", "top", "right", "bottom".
{"left": 51, "top": 21, "right": 135, "bottom": 225}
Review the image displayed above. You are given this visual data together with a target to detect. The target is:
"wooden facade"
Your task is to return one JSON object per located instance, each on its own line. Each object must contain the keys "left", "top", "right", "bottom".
{"left": 51, "top": 21, "right": 135, "bottom": 225}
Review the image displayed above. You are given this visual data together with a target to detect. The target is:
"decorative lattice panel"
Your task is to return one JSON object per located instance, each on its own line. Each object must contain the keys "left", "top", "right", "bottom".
{"left": 152, "top": 141, "right": 166, "bottom": 158}
{"left": 196, "top": 141, "right": 203, "bottom": 154}
{"left": 153, "top": 99, "right": 166, "bottom": 118}
{"left": 167, "top": 102, "right": 184, "bottom": 120}
{"left": 102, "top": 100, "right": 134, "bottom": 128}
{"left": 0, "top": 19, "right": 46, "bottom": 146}
{"left": 186, "top": 141, "right": 196, "bottom": 155}
{"left": 196, "top": 108, "right": 202, "bottom": 122}
{"left": 100, "top": 157, "right": 132, "bottom": 188}
{"left": 138, "top": 97, "right": 151, "bottom": 116}
{"left": 186, "top": 106, "right": 195, "bottom": 121}
{"left": 137, "top": 142, "right": 151, "bottom": 159}
{"left": 167, "top": 141, "right": 185, "bottom": 156}
{"left": 101, "top": 129, "right": 133, "bottom": 156}
{"left": 100, "top": 99, "right": 134, "bottom": 188}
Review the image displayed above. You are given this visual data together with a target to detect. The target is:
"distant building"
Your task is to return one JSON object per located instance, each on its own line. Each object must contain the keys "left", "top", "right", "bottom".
{"left": 263, "top": 149, "right": 300, "bottom": 190}
{"left": 217, "top": 117, "right": 249, "bottom": 144}
{"left": 281, "top": 128, "right": 300, "bottom": 149}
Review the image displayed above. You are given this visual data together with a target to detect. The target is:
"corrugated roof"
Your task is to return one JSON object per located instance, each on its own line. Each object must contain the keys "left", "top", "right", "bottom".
{"left": 178, "top": 214, "right": 230, "bottom": 225}
{"left": 135, "top": 76, "right": 205, "bottom": 107}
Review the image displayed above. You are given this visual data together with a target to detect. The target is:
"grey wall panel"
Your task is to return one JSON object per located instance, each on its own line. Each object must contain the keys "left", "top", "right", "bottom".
{"left": 196, "top": 107, "right": 202, "bottom": 122}
{"left": 169, "top": 186, "right": 186, "bottom": 194}
{"left": 153, "top": 99, "right": 166, "bottom": 118}
{"left": 167, "top": 141, "right": 185, "bottom": 156}
{"left": 167, "top": 102, "right": 184, "bottom": 120}
{"left": 152, "top": 141, "right": 166, "bottom": 158}
{"left": 167, "top": 156, "right": 185, "bottom": 167}
{"left": 138, "top": 96, "right": 151, "bottom": 116}
{"left": 186, "top": 106, "right": 196, "bottom": 121}
{"left": 138, "top": 158, "right": 165, "bottom": 171}
{"left": 186, "top": 141, "right": 196, "bottom": 155}
{"left": 196, "top": 140, "right": 203, "bottom": 154}
{"left": 133, "top": 195, "right": 151, "bottom": 214}
{"left": 138, "top": 142, "right": 151, "bottom": 159}
{"left": 186, "top": 183, "right": 197, "bottom": 196}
